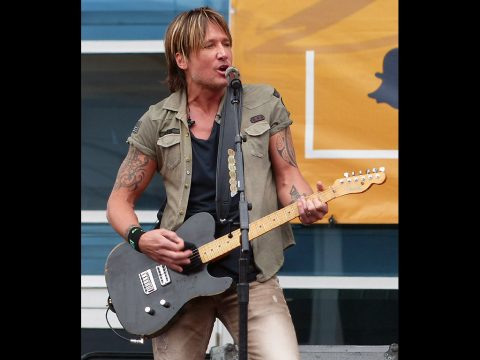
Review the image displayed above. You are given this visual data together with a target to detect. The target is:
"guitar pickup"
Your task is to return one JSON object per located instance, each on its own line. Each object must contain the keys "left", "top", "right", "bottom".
{"left": 139, "top": 269, "right": 157, "bottom": 295}
{"left": 156, "top": 265, "right": 171, "bottom": 286}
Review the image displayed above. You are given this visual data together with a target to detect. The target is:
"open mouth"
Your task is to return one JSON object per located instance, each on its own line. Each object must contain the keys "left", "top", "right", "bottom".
{"left": 218, "top": 65, "right": 229, "bottom": 73}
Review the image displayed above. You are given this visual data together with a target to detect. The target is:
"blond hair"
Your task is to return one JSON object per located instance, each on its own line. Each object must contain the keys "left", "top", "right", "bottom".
{"left": 164, "top": 7, "right": 232, "bottom": 92}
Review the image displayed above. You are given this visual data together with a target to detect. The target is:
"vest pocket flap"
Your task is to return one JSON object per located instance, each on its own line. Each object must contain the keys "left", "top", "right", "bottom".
{"left": 157, "top": 133, "right": 181, "bottom": 147}
{"left": 244, "top": 121, "right": 270, "bottom": 136}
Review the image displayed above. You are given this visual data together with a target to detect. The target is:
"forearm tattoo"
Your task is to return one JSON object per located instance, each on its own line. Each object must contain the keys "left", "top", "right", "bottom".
{"left": 276, "top": 128, "right": 298, "bottom": 167}
{"left": 290, "top": 185, "right": 307, "bottom": 203}
{"left": 113, "top": 147, "right": 150, "bottom": 191}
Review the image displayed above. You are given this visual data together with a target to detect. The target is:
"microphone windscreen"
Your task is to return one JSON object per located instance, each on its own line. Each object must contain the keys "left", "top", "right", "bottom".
{"left": 225, "top": 66, "right": 240, "bottom": 79}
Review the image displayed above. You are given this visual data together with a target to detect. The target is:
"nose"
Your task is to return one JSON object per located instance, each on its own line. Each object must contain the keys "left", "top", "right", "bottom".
{"left": 217, "top": 45, "right": 228, "bottom": 60}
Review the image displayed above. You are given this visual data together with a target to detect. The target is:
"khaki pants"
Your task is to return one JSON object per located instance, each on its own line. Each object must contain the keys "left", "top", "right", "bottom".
{"left": 152, "top": 276, "right": 300, "bottom": 360}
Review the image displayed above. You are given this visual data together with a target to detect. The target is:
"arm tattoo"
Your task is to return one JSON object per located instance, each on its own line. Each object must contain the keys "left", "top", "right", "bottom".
{"left": 113, "top": 147, "right": 150, "bottom": 191}
{"left": 290, "top": 186, "right": 301, "bottom": 201}
{"left": 290, "top": 185, "right": 307, "bottom": 203}
{"left": 275, "top": 128, "right": 298, "bottom": 167}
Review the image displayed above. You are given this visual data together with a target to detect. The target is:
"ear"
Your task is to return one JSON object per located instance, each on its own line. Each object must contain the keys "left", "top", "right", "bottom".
{"left": 175, "top": 52, "right": 188, "bottom": 70}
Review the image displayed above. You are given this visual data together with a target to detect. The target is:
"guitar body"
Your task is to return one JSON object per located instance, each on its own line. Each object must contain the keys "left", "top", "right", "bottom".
{"left": 105, "top": 212, "right": 233, "bottom": 338}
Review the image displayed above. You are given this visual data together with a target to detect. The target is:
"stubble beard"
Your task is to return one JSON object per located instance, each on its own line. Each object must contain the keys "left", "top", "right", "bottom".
{"left": 191, "top": 73, "right": 226, "bottom": 92}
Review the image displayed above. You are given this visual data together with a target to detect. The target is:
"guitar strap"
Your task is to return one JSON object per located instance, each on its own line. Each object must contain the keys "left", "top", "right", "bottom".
{"left": 216, "top": 85, "right": 243, "bottom": 223}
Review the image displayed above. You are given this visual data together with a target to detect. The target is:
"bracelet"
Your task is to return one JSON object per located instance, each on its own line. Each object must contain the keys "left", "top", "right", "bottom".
{"left": 127, "top": 226, "right": 146, "bottom": 252}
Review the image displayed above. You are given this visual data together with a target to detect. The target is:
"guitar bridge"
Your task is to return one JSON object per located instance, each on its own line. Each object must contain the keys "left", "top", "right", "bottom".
{"left": 156, "top": 265, "right": 171, "bottom": 286}
{"left": 139, "top": 269, "right": 157, "bottom": 295}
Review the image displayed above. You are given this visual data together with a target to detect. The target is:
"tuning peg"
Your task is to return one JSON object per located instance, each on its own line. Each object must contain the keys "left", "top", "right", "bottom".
{"left": 372, "top": 168, "right": 378, "bottom": 173}
{"left": 366, "top": 169, "right": 371, "bottom": 174}
{"left": 358, "top": 170, "right": 363, "bottom": 175}
{"left": 379, "top": 166, "right": 385, "bottom": 172}
{"left": 343, "top": 172, "right": 349, "bottom": 178}
{"left": 351, "top": 171, "right": 355, "bottom": 176}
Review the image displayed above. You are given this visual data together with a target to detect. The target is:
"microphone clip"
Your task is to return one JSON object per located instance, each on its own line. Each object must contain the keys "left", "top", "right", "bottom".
{"left": 187, "top": 118, "right": 195, "bottom": 127}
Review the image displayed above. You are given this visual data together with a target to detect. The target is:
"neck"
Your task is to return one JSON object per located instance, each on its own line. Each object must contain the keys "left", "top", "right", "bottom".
{"left": 187, "top": 86, "right": 225, "bottom": 113}
{"left": 186, "top": 86, "right": 224, "bottom": 140}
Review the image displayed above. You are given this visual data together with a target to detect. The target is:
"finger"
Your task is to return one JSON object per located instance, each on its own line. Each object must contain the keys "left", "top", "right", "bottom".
{"left": 176, "top": 257, "right": 192, "bottom": 265}
{"left": 158, "top": 229, "right": 184, "bottom": 245}
{"left": 161, "top": 249, "right": 192, "bottom": 261}
{"left": 169, "top": 256, "right": 193, "bottom": 272}
{"left": 321, "top": 202, "right": 328, "bottom": 213}
{"left": 159, "top": 257, "right": 191, "bottom": 269}
{"left": 297, "top": 199, "right": 313, "bottom": 221}
{"left": 316, "top": 181, "right": 325, "bottom": 192}
{"left": 158, "top": 240, "right": 184, "bottom": 252}
{"left": 312, "top": 198, "right": 327, "bottom": 214}
{"left": 305, "top": 198, "right": 317, "bottom": 212}
{"left": 297, "top": 196, "right": 308, "bottom": 216}
{"left": 164, "top": 262, "right": 184, "bottom": 273}
{"left": 157, "top": 258, "right": 190, "bottom": 273}
{"left": 157, "top": 232, "right": 186, "bottom": 251}
{"left": 303, "top": 198, "right": 319, "bottom": 218}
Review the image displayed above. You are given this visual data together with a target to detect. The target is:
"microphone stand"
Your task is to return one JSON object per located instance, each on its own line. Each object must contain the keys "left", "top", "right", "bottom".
{"left": 228, "top": 76, "right": 250, "bottom": 360}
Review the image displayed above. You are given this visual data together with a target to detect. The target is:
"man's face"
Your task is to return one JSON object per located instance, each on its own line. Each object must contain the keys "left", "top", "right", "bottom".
{"left": 181, "top": 23, "right": 232, "bottom": 91}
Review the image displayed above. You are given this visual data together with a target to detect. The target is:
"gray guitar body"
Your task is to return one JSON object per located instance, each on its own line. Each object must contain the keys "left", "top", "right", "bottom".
{"left": 105, "top": 212, "right": 233, "bottom": 338}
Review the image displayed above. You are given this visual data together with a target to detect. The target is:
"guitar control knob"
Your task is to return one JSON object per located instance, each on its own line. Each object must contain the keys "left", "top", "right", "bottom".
{"left": 145, "top": 307, "right": 155, "bottom": 315}
{"left": 160, "top": 299, "right": 170, "bottom": 308}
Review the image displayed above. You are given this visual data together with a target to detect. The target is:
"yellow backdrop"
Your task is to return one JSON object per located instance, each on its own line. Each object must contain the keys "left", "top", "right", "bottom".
{"left": 231, "top": 0, "right": 398, "bottom": 224}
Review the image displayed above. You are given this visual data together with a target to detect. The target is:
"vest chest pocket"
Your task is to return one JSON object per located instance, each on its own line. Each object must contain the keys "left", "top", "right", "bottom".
{"left": 157, "top": 133, "right": 181, "bottom": 169}
{"left": 243, "top": 121, "right": 271, "bottom": 158}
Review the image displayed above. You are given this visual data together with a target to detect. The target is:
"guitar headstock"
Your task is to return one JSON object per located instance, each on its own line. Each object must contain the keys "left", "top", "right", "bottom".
{"left": 332, "top": 167, "right": 386, "bottom": 195}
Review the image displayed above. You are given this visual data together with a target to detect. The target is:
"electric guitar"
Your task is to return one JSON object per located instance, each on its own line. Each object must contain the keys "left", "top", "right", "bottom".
{"left": 105, "top": 167, "right": 386, "bottom": 338}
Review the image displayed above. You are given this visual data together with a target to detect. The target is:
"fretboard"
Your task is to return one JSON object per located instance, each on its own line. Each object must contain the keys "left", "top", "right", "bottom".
{"left": 198, "top": 188, "right": 338, "bottom": 263}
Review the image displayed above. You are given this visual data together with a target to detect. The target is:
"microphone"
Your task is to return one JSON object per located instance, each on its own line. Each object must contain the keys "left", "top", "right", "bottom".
{"left": 225, "top": 66, "right": 242, "bottom": 89}
{"left": 187, "top": 118, "right": 195, "bottom": 127}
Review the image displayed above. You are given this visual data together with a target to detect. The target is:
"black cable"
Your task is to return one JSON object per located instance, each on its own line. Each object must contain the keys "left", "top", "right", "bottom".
{"left": 105, "top": 307, "right": 144, "bottom": 344}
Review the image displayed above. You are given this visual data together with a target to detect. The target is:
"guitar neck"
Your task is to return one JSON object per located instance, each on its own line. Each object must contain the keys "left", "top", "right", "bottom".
{"left": 198, "top": 187, "right": 338, "bottom": 263}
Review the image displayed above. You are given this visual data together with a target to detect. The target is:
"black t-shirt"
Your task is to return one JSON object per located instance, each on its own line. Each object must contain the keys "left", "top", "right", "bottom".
{"left": 185, "top": 122, "right": 258, "bottom": 283}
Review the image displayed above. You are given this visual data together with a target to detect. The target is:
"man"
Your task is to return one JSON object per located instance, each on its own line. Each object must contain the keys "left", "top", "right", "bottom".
{"left": 107, "top": 7, "right": 328, "bottom": 360}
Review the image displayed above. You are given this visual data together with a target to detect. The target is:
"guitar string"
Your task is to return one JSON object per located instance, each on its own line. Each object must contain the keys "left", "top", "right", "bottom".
{"left": 171, "top": 178, "right": 379, "bottom": 265}
{"left": 182, "top": 185, "right": 340, "bottom": 264}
